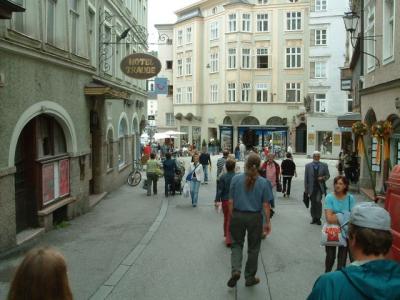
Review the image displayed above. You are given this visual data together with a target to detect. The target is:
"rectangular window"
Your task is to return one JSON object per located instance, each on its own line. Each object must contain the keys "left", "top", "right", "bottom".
{"left": 210, "top": 52, "right": 219, "bottom": 73}
{"left": 347, "top": 93, "right": 353, "bottom": 112}
{"left": 315, "top": 61, "right": 326, "bottom": 78}
{"left": 241, "top": 83, "right": 251, "bottom": 102}
{"left": 256, "top": 48, "right": 269, "bottom": 68}
{"left": 186, "top": 27, "right": 192, "bottom": 43}
{"left": 104, "top": 25, "right": 113, "bottom": 73}
{"left": 176, "top": 88, "right": 182, "bottom": 104}
{"left": 258, "top": 0, "right": 268, "bottom": 4}
{"left": 286, "top": 11, "right": 302, "bottom": 31}
{"left": 210, "top": 84, "right": 218, "bottom": 103}
{"left": 187, "top": 87, "right": 193, "bottom": 103}
{"left": 168, "top": 85, "right": 173, "bottom": 96}
{"left": 166, "top": 60, "right": 173, "bottom": 69}
{"left": 383, "top": 0, "right": 394, "bottom": 61}
{"left": 88, "top": 9, "right": 96, "bottom": 65}
{"left": 256, "top": 83, "right": 268, "bottom": 102}
{"left": 257, "top": 14, "right": 268, "bottom": 32}
{"left": 315, "top": 29, "right": 327, "bottom": 45}
{"left": 365, "top": 4, "right": 375, "bottom": 71}
{"left": 315, "top": 94, "right": 326, "bottom": 112}
{"left": 228, "top": 83, "right": 236, "bottom": 102}
{"left": 177, "top": 59, "right": 183, "bottom": 76}
{"left": 186, "top": 57, "right": 192, "bottom": 75}
{"left": 210, "top": 21, "right": 219, "bottom": 40}
{"left": 315, "top": 0, "right": 327, "bottom": 11}
{"left": 228, "top": 14, "right": 237, "bottom": 32}
{"left": 177, "top": 30, "right": 183, "bottom": 45}
{"left": 242, "top": 48, "right": 251, "bottom": 69}
{"left": 242, "top": 13, "right": 251, "bottom": 32}
{"left": 228, "top": 48, "right": 237, "bottom": 69}
{"left": 13, "top": 0, "right": 24, "bottom": 32}
{"left": 286, "top": 47, "right": 302, "bottom": 68}
{"left": 69, "top": 0, "right": 79, "bottom": 54}
{"left": 166, "top": 113, "right": 175, "bottom": 126}
{"left": 286, "top": 82, "right": 301, "bottom": 102}
{"left": 47, "top": 0, "right": 56, "bottom": 44}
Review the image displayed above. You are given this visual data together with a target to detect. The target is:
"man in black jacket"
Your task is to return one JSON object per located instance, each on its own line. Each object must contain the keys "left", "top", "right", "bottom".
{"left": 199, "top": 148, "right": 212, "bottom": 184}
{"left": 281, "top": 153, "right": 297, "bottom": 197}
{"left": 163, "top": 152, "right": 176, "bottom": 197}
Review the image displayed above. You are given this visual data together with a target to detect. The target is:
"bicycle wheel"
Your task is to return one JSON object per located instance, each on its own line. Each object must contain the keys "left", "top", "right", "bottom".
{"left": 127, "top": 171, "right": 142, "bottom": 186}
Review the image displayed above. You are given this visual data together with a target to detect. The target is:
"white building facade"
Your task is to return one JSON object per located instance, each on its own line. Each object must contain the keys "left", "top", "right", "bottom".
{"left": 169, "top": 0, "right": 311, "bottom": 153}
{"left": 306, "top": 0, "right": 351, "bottom": 158}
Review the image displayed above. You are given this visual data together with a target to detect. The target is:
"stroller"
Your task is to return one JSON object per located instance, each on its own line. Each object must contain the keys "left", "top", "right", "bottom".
{"left": 172, "top": 160, "right": 185, "bottom": 195}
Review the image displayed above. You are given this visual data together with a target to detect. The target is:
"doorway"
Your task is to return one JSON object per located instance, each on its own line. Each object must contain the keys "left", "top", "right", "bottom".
{"left": 296, "top": 123, "right": 307, "bottom": 153}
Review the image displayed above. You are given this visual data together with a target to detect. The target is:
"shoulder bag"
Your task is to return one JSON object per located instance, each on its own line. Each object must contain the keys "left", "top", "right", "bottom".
{"left": 186, "top": 164, "right": 200, "bottom": 182}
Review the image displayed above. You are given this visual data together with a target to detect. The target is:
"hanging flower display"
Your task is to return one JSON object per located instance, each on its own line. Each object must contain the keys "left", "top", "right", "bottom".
{"left": 383, "top": 120, "right": 393, "bottom": 138}
{"left": 352, "top": 121, "right": 368, "bottom": 136}
{"left": 371, "top": 121, "right": 385, "bottom": 138}
{"left": 382, "top": 121, "right": 393, "bottom": 161}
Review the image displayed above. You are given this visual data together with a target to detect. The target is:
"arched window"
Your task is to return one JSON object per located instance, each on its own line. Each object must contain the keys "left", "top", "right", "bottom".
{"left": 106, "top": 128, "right": 114, "bottom": 169}
{"left": 266, "top": 116, "right": 285, "bottom": 125}
{"left": 223, "top": 116, "right": 232, "bottom": 125}
{"left": 118, "top": 118, "right": 128, "bottom": 167}
{"left": 241, "top": 116, "right": 260, "bottom": 125}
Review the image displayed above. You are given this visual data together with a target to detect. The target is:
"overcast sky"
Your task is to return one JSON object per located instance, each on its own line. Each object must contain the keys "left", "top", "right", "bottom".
{"left": 148, "top": 0, "right": 199, "bottom": 50}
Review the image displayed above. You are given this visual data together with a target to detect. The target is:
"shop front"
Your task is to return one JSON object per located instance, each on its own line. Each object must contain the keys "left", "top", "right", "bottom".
{"left": 238, "top": 126, "right": 288, "bottom": 153}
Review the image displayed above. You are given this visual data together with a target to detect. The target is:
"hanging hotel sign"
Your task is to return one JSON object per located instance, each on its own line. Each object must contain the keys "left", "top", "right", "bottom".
{"left": 341, "top": 79, "right": 352, "bottom": 91}
{"left": 120, "top": 53, "right": 161, "bottom": 79}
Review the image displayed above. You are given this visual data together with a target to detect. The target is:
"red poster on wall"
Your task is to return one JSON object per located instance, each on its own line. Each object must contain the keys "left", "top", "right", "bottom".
{"left": 42, "top": 163, "right": 55, "bottom": 204}
{"left": 59, "top": 159, "right": 70, "bottom": 197}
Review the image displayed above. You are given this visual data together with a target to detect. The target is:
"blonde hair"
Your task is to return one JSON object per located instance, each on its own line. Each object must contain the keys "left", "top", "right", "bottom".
{"left": 245, "top": 153, "right": 261, "bottom": 191}
{"left": 8, "top": 247, "right": 73, "bottom": 300}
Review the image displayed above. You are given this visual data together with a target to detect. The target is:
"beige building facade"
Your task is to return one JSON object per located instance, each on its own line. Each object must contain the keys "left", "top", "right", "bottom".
{"left": 169, "top": 0, "right": 310, "bottom": 152}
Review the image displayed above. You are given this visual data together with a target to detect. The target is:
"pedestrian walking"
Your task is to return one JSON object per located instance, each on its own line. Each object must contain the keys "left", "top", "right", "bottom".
{"left": 216, "top": 158, "right": 236, "bottom": 247}
{"left": 287, "top": 144, "right": 293, "bottom": 154}
{"left": 163, "top": 152, "right": 176, "bottom": 197}
{"left": 199, "top": 148, "right": 212, "bottom": 184}
{"left": 304, "top": 151, "right": 330, "bottom": 225}
{"left": 146, "top": 153, "right": 162, "bottom": 196}
{"left": 215, "top": 150, "right": 229, "bottom": 207}
{"left": 7, "top": 247, "right": 73, "bottom": 300}
{"left": 281, "top": 152, "right": 297, "bottom": 198}
{"left": 234, "top": 144, "right": 240, "bottom": 161}
{"left": 260, "top": 153, "right": 280, "bottom": 208}
{"left": 239, "top": 142, "right": 246, "bottom": 161}
{"left": 323, "top": 176, "right": 356, "bottom": 273}
{"left": 308, "top": 202, "right": 400, "bottom": 300}
{"left": 227, "top": 153, "right": 274, "bottom": 288}
{"left": 183, "top": 152, "right": 204, "bottom": 207}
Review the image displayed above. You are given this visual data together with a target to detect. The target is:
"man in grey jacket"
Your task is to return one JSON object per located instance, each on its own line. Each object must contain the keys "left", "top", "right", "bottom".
{"left": 304, "top": 151, "right": 330, "bottom": 225}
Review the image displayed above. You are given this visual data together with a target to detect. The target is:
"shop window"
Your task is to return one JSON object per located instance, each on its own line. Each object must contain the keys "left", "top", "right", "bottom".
{"left": 317, "top": 131, "right": 332, "bottom": 155}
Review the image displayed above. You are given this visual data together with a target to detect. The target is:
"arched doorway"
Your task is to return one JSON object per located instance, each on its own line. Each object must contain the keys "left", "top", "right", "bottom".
{"left": 14, "top": 114, "right": 68, "bottom": 233}
{"left": 296, "top": 123, "right": 307, "bottom": 153}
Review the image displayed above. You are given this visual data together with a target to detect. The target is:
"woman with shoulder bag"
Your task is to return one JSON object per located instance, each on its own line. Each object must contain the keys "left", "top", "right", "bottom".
{"left": 323, "top": 175, "right": 356, "bottom": 272}
{"left": 183, "top": 152, "right": 204, "bottom": 207}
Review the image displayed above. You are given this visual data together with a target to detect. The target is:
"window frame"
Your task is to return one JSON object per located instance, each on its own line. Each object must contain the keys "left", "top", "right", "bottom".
{"left": 227, "top": 82, "right": 237, "bottom": 102}
{"left": 383, "top": 0, "right": 395, "bottom": 62}
{"left": 286, "top": 82, "right": 301, "bottom": 102}
{"left": 241, "top": 48, "right": 251, "bottom": 69}
{"left": 185, "top": 57, "right": 192, "bottom": 75}
{"left": 365, "top": 3, "right": 376, "bottom": 72}
{"left": 315, "top": 29, "right": 327, "bottom": 46}
{"left": 256, "top": 48, "right": 269, "bottom": 69}
{"left": 227, "top": 48, "right": 237, "bottom": 69}
{"left": 228, "top": 13, "right": 237, "bottom": 32}
{"left": 256, "top": 13, "right": 269, "bottom": 32}
{"left": 177, "top": 29, "right": 183, "bottom": 45}
{"left": 241, "top": 83, "right": 251, "bottom": 102}
{"left": 286, "top": 11, "right": 302, "bottom": 31}
{"left": 242, "top": 13, "right": 251, "bottom": 32}
{"left": 187, "top": 86, "right": 193, "bottom": 103}
{"left": 210, "top": 84, "right": 218, "bottom": 103}
{"left": 315, "top": 0, "right": 327, "bottom": 12}
{"left": 314, "top": 61, "right": 327, "bottom": 78}
{"left": 285, "top": 47, "right": 302, "bottom": 69}
{"left": 177, "top": 58, "right": 183, "bottom": 76}
{"left": 256, "top": 83, "right": 268, "bottom": 102}
{"left": 210, "top": 21, "right": 219, "bottom": 40}
{"left": 186, "top": 26, "right": 192, "bottom": 44}
{"left": 210, "top": 52, "right": 219, "bottom": 73}
{"left": 314, "top": 93, "right": 327, "bottom": 113}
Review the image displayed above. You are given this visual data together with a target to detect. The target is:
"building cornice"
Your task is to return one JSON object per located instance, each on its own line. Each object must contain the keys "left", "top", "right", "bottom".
{"left": 360, "top": 78, "right": 400, "bottom": 96}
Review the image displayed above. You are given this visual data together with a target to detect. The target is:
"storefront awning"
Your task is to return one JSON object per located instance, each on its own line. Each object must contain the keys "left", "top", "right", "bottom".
{"left": 0, "top": 0, "right": 25, "bottom": 19}
{"left": 337, "top": 113, "right": 361, "bottom": 128}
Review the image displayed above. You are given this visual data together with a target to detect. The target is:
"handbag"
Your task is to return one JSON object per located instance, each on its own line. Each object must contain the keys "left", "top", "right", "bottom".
{"left": 182, "top": 181, "right": 190, "bottom": 198}
{"left": 276, "top": 176, "right": 282, "bottom": 193}
{"left": 303, "top": 192, "right": 310, "bottom": 208}
{"left": 321, "top": 196, "right": 351, "bottom": 247}
{"left": 142, "top": 179, "right": 148, "bottom": 190}
{"left": 186, "top": 164, "right": 200, "bottom": 182}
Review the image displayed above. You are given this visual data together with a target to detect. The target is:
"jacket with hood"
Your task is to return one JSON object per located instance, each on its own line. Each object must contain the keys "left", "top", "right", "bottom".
{"left": 307, "top": 260, "right": 400, "bottom": 300}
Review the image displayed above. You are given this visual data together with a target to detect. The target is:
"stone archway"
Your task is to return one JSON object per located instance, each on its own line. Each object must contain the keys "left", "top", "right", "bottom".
{"left": 266, "top": 116, "right": 285, "bottom": 126}
{"left": 241, "top": 116, "right": 260, "bottom": 125}
{"left": 223, "top": 116, "right": 232, "bottom": 125}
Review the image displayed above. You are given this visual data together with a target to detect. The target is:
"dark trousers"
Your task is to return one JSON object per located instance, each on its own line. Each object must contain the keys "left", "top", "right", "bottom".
{"left": 222, "top": 201, "right": 232, "bottom": 245}
{"left": 325, "top": 246, "right": 348, "bottom": 272}
{"left": 282, "top": 176, "right": 293, "bottom": 195}
{"left": 310, "top": 188, "right": 323, "bottom": 220}
{"left": 230, "top": 211, "right": 262, "bottom": 279}
{"left": 164, "top": 175, "right": 175, "bottom": 197}
{"left": 147, "top": 173, "right": 158, "bottom": 196}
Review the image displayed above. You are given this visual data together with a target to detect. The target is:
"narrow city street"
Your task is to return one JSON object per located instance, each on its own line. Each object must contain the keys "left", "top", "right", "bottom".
{"left": 0, "top": 156, "right": 364, "bottom": 300}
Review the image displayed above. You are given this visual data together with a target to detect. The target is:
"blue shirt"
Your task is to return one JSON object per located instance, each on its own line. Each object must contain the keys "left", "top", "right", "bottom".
{"left": 324, "top": 193, "right": 356, "bottom": 214}
{"left": 229, "top": 174, "right": 274, "bottom": 212}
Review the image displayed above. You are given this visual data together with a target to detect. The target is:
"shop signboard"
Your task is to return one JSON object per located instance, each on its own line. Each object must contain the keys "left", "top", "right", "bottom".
{"left": 333, "top": 134, "right": 341, "bottom": 147}
{"left": 120, "top": 53, "right": 161, "bottom": 79}
{"left": 341, "top": 79, "right": 352, "bottom": 91}
{"left": 308, "top": 133, "right": 315, "bottom": 145}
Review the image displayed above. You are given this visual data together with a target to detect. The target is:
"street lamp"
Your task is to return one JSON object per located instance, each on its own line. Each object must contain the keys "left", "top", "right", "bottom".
{"left": 343, "top": 11, "right": 359, "bottom": 34}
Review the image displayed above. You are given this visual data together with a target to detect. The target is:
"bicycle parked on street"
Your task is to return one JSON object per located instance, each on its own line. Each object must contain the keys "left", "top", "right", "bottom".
{"left": 127, "top": 160, "right": 144, "bottom": 186}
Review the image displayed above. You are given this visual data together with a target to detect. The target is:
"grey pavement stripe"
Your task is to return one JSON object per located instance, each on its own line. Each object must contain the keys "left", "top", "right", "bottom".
{"left": 89, "top": 197, "right": 169, "bottom": 300}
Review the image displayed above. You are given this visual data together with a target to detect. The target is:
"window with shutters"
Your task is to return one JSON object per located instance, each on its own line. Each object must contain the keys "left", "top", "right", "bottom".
{"left": 286, "top": 12, "right": 302, "bottom": 31}
{"left": 257, "top": 48, "right": 269, "bottom": 68}
{"left": 242, "top": 48, "right": 251, "bottom": 69}
{"left": 315, "top": 0, "right": 327, "bottom": 11}
{"left": 242, "top": 14, "right": 251, "bottom": 32}
{"left": 256, "top": 83, "right": 268, "bottom": 102}
{"left": 228, "top": 48, "right": 237, "bottom": 69}
{"left": 286, "top": 47, "right": 302, "bottom": 68}
{"left": 315, "top": 29, "right": 327, "bottom": 45}
{"left": 228, "top": 14, "right": 237, "bottom": 32}
{"left": 228, "top": 83, "right": 236, "bottom": 102}
{"left": 315, "top": 94, "right": 326, "bottom": 113}
{"left": 257, "top": 14, "right": 269, "bottom": 32}
{"left": 241, "top": 83, "right": 251, "bottom": 102}
{"left": 286, "top": 83, "right": 301, "bottom": 102}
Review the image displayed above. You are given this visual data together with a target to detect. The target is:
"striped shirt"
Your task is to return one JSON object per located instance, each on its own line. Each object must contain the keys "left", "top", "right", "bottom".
{"left": 216, "top": 157, "right": 227, "bottom": 179}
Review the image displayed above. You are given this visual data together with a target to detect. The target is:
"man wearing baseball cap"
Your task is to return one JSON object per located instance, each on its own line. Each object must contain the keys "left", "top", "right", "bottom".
{"left": 308, "top": 202, "right": 400, "bottom": 300}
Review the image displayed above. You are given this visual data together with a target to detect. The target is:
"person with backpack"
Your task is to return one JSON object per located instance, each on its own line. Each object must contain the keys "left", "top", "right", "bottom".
{"left": 281, "top": 152, "right": 297, "bottom": 198}
{"left": 183, "top": 152, "right": 204, "bottom": 207}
